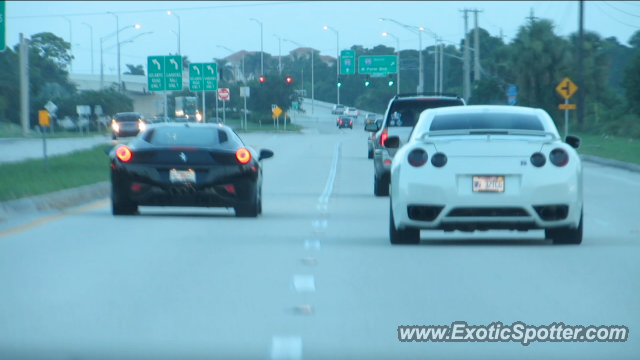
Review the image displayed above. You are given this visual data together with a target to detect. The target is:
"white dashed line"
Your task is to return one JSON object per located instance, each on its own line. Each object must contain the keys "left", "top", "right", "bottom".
{"left": 303, "top": 240, "right": 321, "bottom": 250}
{"left": 312, "top": 220, "right": 328, "bottom": 229}
{"left": 318, "top": 142, "right": 341, "bottom": 204}
{"left": 270, "top": 336, "right": 303, "bottom": 360}
{"left": 291, "top": 275, "right": 316, "bottom": 292}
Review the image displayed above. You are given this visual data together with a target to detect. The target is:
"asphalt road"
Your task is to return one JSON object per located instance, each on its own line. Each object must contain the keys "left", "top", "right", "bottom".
{"left": 0, "top": 104, "right": 639, "bottom": 360}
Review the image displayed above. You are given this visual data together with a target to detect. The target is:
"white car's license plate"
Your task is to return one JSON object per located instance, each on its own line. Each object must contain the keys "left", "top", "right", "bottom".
{"left": 170, "top": 169, "right": 196, "bottom": 183}
{"left": 473, "top": 176, "right": 504, "bottom": 192}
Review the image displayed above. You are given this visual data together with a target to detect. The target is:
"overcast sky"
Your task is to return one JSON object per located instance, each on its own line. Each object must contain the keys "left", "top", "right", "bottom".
{"left": 5, "top": 1, "right": 640, "bottom": 75}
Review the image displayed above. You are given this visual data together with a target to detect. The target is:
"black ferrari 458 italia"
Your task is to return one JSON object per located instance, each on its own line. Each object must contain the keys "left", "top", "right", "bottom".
{"left": 105, "top": 123, "right": 274, "bottom": 217}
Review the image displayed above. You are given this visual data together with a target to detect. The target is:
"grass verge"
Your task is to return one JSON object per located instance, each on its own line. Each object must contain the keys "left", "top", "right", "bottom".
{"left": 0, "top": 145, "right": 110, "bottom": 202}
{"left": 574, "top": 133, "right": 640, "bottom": 165}
{"left": 222, "top": 118, "right": 303, "bottom": 132}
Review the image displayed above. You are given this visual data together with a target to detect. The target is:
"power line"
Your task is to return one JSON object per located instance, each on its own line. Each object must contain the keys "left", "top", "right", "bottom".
{"left": 621, "top": 1, "right": 640, "bottom": 6}
{"left": 593, "top": 2, "right": 640, "bottom": 28}
{"left": 602, "top": 1, "right": 640, "bottom": 17}
{"left": 8, "top": 1, "right": 307, "bottom": 19}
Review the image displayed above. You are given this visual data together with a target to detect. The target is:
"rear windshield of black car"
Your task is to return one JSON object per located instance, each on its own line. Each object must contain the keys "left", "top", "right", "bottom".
{"left": 147, "top": 127, "right": 221, "bottom": 147}
{"left": 386, "top": 99, "right": 463, "bottom": 127}
{"left": 115, "top": 114, "right": 141, "bottom": 122}
{"left": 429, "top": 113, "right": 545, "bottom": 131}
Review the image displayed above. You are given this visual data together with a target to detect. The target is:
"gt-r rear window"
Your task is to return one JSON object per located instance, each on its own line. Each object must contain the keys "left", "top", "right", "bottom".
{"left": 387, "top": 99, "right": 464, "bottom": 127}
{"left": 148, "top": 127, "right": 220, "bottom": 147}
{"left": 429, "top": 113, "right": 545, "bottom": 131}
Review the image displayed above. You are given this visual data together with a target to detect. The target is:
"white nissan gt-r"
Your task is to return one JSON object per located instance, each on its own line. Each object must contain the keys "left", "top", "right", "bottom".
{"left": 386, "top": 105, "right": 583, "bottom": 245}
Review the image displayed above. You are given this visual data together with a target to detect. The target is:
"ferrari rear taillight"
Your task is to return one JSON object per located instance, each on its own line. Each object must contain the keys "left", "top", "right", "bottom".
{"left": 236, "top": 148, "right": 251, "bottom": 164}
{"left": 408, "top": 149, "right": 428, "bottom": 167}
{"left": 550, "top": 149, "right": 568, "bottom": 167}
{"left": 115, "top": 146, "right": 132, "bottom": 162}
{"left": 380, "top": 128, "right": 388, "bottom": 146}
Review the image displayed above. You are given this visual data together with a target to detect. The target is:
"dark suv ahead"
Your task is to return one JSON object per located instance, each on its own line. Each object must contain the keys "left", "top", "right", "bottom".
{"left": 366, "top": 93, "right": 466, "bottom": 196}
{"left": 112, "top": 112, "right": 146, "bottom": 140}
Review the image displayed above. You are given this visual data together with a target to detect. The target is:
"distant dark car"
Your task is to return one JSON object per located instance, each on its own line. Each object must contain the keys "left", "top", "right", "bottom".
{"left": 336, "top": 116, "right": 353, "bottom": 129}
{"left": 112, "top": 112, "right": 146, "bottom": 140}
{"left": 106, "top": 123, "right": 274, "bottom": 217}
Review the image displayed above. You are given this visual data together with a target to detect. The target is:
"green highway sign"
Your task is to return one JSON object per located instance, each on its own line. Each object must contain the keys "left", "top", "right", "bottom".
{"left": 147, "top": 56, "right": 165, "bottom": 91}
{"left": 189, "top": 63, "right": 203, "bottom": 91}
{"left": 292, "top": 101, "right": 299, "bottom": 110}
{"left": 340, "top": 50, "right": 355, "bottom": 75}
{"left": 203, "top": 62, "right": 218, "bottom": 91}
{"left": 358, "top": 55, "right": 397, "bottom": 75}
{"left": 0, "top": 1, "right": 5, "bottom": 51}
{"left": 164, "top": 55, "right": 183, "bottom": 91}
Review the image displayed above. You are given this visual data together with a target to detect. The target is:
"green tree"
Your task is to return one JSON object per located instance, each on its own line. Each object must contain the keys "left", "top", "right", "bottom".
{"left": 29, "top": 32, "right": 73, "bottom": 70}
{"left": 629, "top": 30, "right": 640, "bottom": 49}
{"left": 123, "top": 64, "right": 145, "bottom": 75}
{"left": 622, "top": 53, "right": 640, "bottom": 116}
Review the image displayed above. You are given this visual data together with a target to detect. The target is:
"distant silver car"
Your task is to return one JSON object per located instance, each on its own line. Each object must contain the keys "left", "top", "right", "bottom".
{"left": 345, "top": 107, "right": 358, "bottom": 118}
{"left": 331, "top": 104, "right": 345, "bottom": 115}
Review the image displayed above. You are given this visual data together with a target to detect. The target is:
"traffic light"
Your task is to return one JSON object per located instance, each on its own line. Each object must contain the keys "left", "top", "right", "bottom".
{"left": 337, "top": 76, "right": 342, "bottom": 88}
{"left": 286, "top": 76, "right": 292, "bottom": 84}
{"left": 259, "top": 76, "right": 265, "bottom": 85}
{"left": 219, "top": 68, "right": 224, "bottom": 82}
{"left": 364, "top": 74, "right": 370, "bottom": 87}
{"left": 388, "top": 74, "right": 394, "bottom": 87}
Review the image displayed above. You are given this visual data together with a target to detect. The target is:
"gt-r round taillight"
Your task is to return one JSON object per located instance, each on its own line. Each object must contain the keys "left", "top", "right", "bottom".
{"left": 431, "top": 153, "right": 447, "bottom": 167}
{"left": 530, "top": 152, "right": 546, "bottom": 167}
{"left": 408, "top": 149, "right": 428, "bottom": 167}
{"left": 115, "top": 146, "right": 132, "bottom": 162}
{"left": 549, "top": 148, "right": 569, "bottom": 167}
{"left": 236, "top": 148, "right": 251, "bottom": 164}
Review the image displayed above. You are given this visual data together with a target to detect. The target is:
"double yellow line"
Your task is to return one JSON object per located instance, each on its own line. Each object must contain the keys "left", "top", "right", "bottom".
{"left": 0, "top": 199, "right": 110, "bottom": 238}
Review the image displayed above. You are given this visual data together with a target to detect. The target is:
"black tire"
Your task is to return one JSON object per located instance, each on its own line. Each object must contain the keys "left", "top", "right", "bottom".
{"left": 235, "top": 186, "right": 260, "bottom": 218}
{"left": 112, "top": 133, "right": 117, "bottom": 140}
{"left": 374, "top": 174, "right": 390, "bottom": 196}
{"left": 111, "top": 173, "right": 137, "bottom": 215}
{"left": 368, "top": 149, "right": 373, "bottom": 159}
{"left": 390, "top": 201, "right": 420, "bottom": 244}
{"left": 546, "top": 210, "right": 583, "bottom": 245}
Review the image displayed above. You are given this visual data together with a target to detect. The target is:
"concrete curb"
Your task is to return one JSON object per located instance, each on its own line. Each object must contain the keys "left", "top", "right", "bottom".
{"left": 0, "top": 181, "right": 110, "bottom": 217}
{"left": 580, "top": 154, "right": 640, "bottom": 173}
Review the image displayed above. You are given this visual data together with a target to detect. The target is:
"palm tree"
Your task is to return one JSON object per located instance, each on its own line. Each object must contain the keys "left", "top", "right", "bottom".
{"left": 123, "top": 64, "right": 145, "bottom": 75}
{"left": 215, "top": 58, "right": 235, "bottom": 83}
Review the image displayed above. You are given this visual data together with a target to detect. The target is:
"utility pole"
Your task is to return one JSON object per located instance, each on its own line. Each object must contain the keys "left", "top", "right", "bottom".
{"left": 20, "top": 34, "right": 30, "bottom": 136}
{"left": 439, "top": 40, "right": 443, "bottom": 93}
{"left": 82, "top": 23, "right": 94, "bottom": 74}
{"left": 434, "top": 36, "right": 438, "bottom": 92}
{"left": 577, "top": 0, "right": 584, "bottom": 128}
{"left": 472, "top": 9, "right": 482, "bottom": 82}
{"left": 461, "top": 9, "right": 471, "bottom": 101}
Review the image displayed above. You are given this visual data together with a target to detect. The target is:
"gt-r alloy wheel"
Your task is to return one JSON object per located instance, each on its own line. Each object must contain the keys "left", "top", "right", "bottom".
{"left": 389, "top": 201, "right": 420, "bottom": 245}
{"left": 546, "top": 209, "right": 583, "bottom": 245}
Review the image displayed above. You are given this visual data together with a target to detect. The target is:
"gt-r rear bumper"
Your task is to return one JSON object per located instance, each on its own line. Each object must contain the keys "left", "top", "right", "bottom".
{"left": 392, "top": 170, "right": 583, "bottom": 231}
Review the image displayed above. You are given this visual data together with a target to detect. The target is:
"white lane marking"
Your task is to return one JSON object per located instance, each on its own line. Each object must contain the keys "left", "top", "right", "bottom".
{"left": 311, "top": 220, "right": 328, "bottom": 229}
{"left": 594, "top": 219, "right": 611, "bottom": 227}
{"left": 270, "top": 336, "right": 303, "bottom": 360}
{"left": 291, "top": 275, "right": 316, "bottom": 292}
{"left": 304, "top": 239, "right": 321, "bottom": 250}
{"left": 583, "top": 168, "right": 640, "bottom": 187}
{"left": 316, "top": 204, "right": 328, "bottom": 212}
{"left": 318, "top": 142, "right": 341, "bottom": 203}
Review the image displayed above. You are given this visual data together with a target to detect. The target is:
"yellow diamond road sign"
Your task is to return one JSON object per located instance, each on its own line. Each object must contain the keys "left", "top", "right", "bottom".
{"left": 272, "top": 106, "right": 282, "bottom": 118}
{"left": 556, "top": 77, "right": 578, "bottom": 100}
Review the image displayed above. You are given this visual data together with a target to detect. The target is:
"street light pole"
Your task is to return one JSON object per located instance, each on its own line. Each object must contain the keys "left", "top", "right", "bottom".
{"left": 100, "top": 24, "right": 140, "bottom": 89}
{"left": 82, "top": 22, "right": 93, "bottom": 74}
{"left": 62, "top": 17, "right": 72, "bottom": 73}
{"left": 382, "top": 32, "right": 400, "bottom": 95}
{"left": 169, "top": 30, "right": 179, "bottom": 54}
{"left": 107, "top": 12, "right": 121, "bottom": 90}
{"left": 168, "top": 11, "right": 181, "bottom": 55}
{"left": 284, "top": 39, "right": 314, "bottom": 114}
{"left": 380, "top": 18, "right": 425, "bottom": 93}
{"left": 273, "top": 35, "right": 282, "bottom": 74}
{"left": 324, "top": 26, "right": 340, "bottom": 104}
{"left": 250, "top": 19, "right": 263, "bottom": 75}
